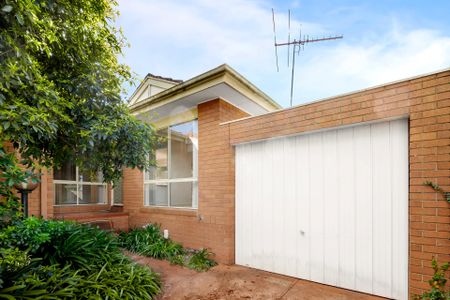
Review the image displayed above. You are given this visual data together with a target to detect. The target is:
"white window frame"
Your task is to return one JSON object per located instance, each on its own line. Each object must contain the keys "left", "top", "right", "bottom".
{"left": 144, "top": 120, "right": 198, "bottom": 209}
{"left": 53, "top": 167, "right": 108, "bottom": 206}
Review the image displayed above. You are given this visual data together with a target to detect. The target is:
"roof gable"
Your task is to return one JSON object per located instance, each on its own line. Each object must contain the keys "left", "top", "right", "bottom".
{"left": 129, "top": 64, "right": 282, "bottom": 120}
{"left": 128, "top": 74, "right": 182, "bottom": 106}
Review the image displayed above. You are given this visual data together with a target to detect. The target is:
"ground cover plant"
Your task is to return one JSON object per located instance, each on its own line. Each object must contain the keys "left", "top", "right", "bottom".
{"left": 0, "top": 217, "right": 161, "bottom": 299}
{"left": 119, "top": 224, "right": 217, "bottom": 272}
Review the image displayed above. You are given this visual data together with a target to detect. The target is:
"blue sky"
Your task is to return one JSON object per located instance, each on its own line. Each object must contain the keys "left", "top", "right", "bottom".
{"left": 116, "top": 0, "right": 450, "bottom": 108}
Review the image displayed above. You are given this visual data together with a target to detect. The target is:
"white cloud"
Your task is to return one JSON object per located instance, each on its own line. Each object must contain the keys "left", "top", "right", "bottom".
{"left": 117, "top": 0, "right": 450, "bottom": 107}
{"left": 294, "top": 27, "right": 450, "bottom": 104}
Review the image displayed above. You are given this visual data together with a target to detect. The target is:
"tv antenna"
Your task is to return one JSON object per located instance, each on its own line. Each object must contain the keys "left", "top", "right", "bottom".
{"left": 272, "top": 9, "right": 343, "bottom": 106}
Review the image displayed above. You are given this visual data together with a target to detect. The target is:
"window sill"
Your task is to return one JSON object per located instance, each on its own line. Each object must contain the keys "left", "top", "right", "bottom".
{"left": 139, "top": 206, "right": 197, "bottom": 217}
{"left": 53, "top": 203, "right": 109, "bottom": 207}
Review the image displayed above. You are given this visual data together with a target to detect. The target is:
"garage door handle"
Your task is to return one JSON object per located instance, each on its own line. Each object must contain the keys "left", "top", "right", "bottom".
{"left": 299, "top": 230, "right": 305, "bottom": 235}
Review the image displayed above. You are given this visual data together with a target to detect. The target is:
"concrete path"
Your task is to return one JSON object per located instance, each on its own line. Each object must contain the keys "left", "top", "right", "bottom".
{"left": 130, "top": 253, "right": 384, "bottom": 300}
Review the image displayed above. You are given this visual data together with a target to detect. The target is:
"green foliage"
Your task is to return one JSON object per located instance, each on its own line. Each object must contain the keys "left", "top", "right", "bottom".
{"left": 0, "top": 0, "right": 157, "bottom": 185}
{"left": 188, "top": 249, "right": 217, "bottom": 272}
{"left": 0, "top": 218, "right": 161, "bottom": 299}
{"left": 119, "top": 224, "right": 185, "bottom": 259}
{"left": 76, "top": 261, "right": 161, "bottom": 299}
{"left": 119, "top": 224, "right": 217, "bottom": 272}
{"left": 0, "top": 248, "right": 31, "bottom": 274}
{"left": 0, "top": 217, "right": 122, "bottom": 269}
{"left": 0, "top": 264, "right": 80, "bottom": 299}
{"left": 423, "top": 181, "right": 450, "bottom": 204}
{"left": 0, "top": 148, "right": 25, "bottom": 225}
{"left": 414, "top": 258, "right": 450, "bottom": 300}
{"left": 168, "top": 254, "right": 186, "bottom": 266}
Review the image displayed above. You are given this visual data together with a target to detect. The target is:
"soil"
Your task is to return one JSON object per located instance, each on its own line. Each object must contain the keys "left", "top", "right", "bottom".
{"left": 129, "top": 253, "right": 384, "bottom": 300}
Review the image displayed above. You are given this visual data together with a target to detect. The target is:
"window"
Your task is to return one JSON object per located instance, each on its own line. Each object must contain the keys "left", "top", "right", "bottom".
{"left": 144, "top": 120, "right": 198, "bottom": 208}
{"left": 112, "top": 172, "right": 123, "bottom": 205}
{"left": 54, "top": 162, "right": 108, "bottom": 205}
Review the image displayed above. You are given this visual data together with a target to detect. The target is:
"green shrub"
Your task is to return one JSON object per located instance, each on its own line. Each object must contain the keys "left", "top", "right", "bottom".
{"left": 188, "top": 249, "right": 217, "bottom": 272}
{"left": 119, "top": 224, "right": 184, "bottom": 259}
{"left": 43, "top": 222, "right": 122, "bottom": 270}
{"left": 0, "top": 218, "right": 161, "bottom": 299}
{"left": 76, "top": 261, "right": 161, "bottom": 299}
{"left": 414, "top": 258, "right": 450, "bottom": 300}
{"left": 0, "top": 248, "right": 31, "bottom": 274}
{"left": 0, "top": 217, "right": 121, "bottom": 270}
{"left": 0, "top": 217, "right": 53, "bottom": 253}
{"left": 119, "top": 224, "right": 217, "bottom": 271}
{"left": 0, "top": 264, "right": 79, "bottom": 299}
{"left": 168, "top": 254, "right": 186, "bottom": 266}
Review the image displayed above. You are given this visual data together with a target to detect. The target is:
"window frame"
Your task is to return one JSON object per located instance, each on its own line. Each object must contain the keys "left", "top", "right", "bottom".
{"left": 53, "top": 167, "right": 108, "bottom": 206}
{"left": 144, "top": 119, "right": 198, "bottom": 209}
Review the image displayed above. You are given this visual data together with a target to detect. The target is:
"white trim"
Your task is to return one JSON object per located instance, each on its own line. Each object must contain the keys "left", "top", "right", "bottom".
{"left": 53, "top": 166, "right": 109, "bottom": 206}
{"left": 143, "top": 120, "right": 198, "bottom": 209}
{"left": 145, "top": 178, "right": 197, "bottom": 184}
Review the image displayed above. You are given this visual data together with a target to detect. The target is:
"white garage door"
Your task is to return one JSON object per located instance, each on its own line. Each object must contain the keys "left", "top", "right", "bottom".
{"left": 235, "top": 119, "right": 408, "bottom": 299}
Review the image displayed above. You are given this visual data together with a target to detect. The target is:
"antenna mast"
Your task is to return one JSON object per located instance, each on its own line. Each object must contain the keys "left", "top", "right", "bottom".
{"left": 272, "top": 9, "right": 343, "bottom": 106}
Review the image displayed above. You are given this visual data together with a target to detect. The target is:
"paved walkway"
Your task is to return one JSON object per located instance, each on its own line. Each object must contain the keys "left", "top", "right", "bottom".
{"left": 130, "top": 253, "right": 385, "bottom": 300}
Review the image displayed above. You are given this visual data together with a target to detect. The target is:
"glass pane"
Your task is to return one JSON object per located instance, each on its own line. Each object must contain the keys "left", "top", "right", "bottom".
{"left": 146, "top": 129, "right": 168, "bottom": 180}
{"left": 113, "top": 177, "right": 123, "bottom": 205}
{"left": 78, "top": 185, "right": 107, "bottom": 204}
{"left": 53, "top": 161, "right": 76, "bottom": 181}
{"left": 144, "top": 183, "right": 168, "bottom": 206}
{"left": 170, "top": 182, "right": 197, "bottom": 208}
{"left": 79, "top": 170, "right": 104, "bottom": 183}
{"left": 169, "top": 121, "right": 198, "bottom": 179}
{"left": 54, "top": 183, "right": 77, "bottom": 205}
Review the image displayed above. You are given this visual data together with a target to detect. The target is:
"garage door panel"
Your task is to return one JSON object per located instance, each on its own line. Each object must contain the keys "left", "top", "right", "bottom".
{"left": 283, "top": 137, "right": 298, "bottom": 277}
{"left": 372, "top": 122, "right": 393, "bottom": 297}
{"left": 295, "top": 135, "right": 311, "bottom": 279}
{"left": 323, "top": 130, "right": 339, "bottom": 286}
{"left": 337, "top": 127, "right": 357, "bottom": 290}
{"left": 235, "top": 118, "right": 408, "bottom": 300}
{"left": 309, "top": 133, "right": 325, "bottom": 283}
{"left": 272, "top": 139, "right": 285, "bottom": 275}
{"left": 354, "top": 125, "right": 373, "bottom": 294}
{"left": 261, "top": 141, "right": 275, "bottom": 272}
{"left": 391, "top": 119, "right": 409, "bottom": 299}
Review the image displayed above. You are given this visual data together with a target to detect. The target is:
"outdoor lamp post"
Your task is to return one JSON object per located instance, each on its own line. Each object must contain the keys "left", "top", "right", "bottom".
{"left": 14, "top": 173, "right": 40, "bottom": 218}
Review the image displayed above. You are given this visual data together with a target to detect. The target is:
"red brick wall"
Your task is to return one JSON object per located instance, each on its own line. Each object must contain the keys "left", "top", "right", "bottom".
{"left": 122, "top": 99, "right": 248, "bottom": 264}
{"left": 223, "top": 70, "right": 450, "bottom": 295}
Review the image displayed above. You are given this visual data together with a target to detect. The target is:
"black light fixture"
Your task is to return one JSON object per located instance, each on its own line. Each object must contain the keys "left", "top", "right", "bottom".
{"left": 14, "top": 172, "right": 40, "bottom": 218}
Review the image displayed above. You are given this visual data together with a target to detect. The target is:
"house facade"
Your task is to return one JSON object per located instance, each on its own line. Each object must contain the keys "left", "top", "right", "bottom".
{"left": 27, "top": 64, "right": 450, "bottom": 299}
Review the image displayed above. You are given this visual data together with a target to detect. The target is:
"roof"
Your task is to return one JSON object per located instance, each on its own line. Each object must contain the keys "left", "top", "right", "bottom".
{"left": 146, "top": 73, "right": 183, "bottom": 84}
{"left": 129, "top": 64, "right": 282, "bottom": 116}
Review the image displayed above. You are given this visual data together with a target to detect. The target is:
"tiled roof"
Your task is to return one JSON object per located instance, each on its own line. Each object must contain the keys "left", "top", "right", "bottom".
{"left": 146, "top": 73, "right": 183, "bottom": 83}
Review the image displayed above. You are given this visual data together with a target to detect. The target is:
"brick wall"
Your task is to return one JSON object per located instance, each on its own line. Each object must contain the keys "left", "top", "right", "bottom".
{"left": 122, "top": 99, "right": 248, "bottom": 264}
{"left": 223, "top": 70, "right": 450, "bottom": 295}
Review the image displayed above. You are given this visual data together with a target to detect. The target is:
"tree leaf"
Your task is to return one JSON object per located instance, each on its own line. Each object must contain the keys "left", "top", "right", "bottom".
{"left": 2, "top": 5, "right": 12, "bottom": 12}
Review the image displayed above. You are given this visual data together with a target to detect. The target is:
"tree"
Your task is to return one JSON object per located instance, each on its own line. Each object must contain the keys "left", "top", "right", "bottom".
{"left": 0, "top": 0, "right": 156, "bottom": 217}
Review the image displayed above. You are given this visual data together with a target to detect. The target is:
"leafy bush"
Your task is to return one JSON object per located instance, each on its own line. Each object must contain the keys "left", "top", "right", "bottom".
{"left": 0, "top": 218, "right": 161, "bottom": 299}
{"left": 188, "top": 249, "right": 217, "bottom": 272}
{"left": 119, "top": 224, "right": 184, "bottom": 259}
{"left": 1, "top": 264, "right": 80, "bottom": 299}
{"left": 119, "top": 224, "right": 216, "bottom": 271}
{"left": 0, "top": 217, "right": 121, "bottom": 269}
{"left": 76, "top": 261, "right": 161, "bottom": 299}
{"left": 414, "top": 258, "right": 450, "bottom": 300}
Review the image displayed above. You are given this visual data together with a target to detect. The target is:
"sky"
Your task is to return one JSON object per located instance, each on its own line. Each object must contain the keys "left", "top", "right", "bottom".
{"left": 116, "top": 0, "right": 450, "bottom": 108}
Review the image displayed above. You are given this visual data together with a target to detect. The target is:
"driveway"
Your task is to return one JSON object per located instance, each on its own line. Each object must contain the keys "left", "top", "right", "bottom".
{"left": 130, "top": 253, "right": 385, "bottom": 300}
